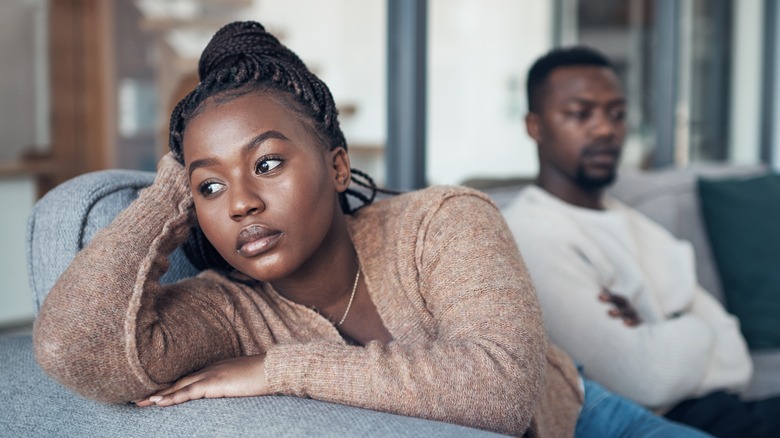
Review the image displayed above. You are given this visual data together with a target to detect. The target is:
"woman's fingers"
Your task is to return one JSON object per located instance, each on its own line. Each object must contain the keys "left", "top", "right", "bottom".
{"left": 152, "top": 381, "right": 210, "bottom": 407}
{"left": 134, "top": 354, "right": 268, "bottom": 408}
{"left": 135, "top": 372, "right": 206, "bottom": 407}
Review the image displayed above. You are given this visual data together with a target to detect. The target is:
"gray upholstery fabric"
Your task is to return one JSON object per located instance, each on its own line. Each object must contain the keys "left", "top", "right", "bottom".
{"left": 11, "top": 169, "right": 503, "bottom": 437}
{"left": 0, "top": 335, "right": 504, "bottom": 437}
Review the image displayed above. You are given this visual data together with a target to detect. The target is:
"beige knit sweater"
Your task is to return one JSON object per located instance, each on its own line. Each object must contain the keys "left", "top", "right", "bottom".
{"left": 33, "top": 164, "right": 582, "bottom": 437}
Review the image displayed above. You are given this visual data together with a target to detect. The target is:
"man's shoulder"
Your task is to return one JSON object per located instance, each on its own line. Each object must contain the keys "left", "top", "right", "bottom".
{"left": 502, "top": 187, "right": 582, "bottom": 237}
{"left": 604, "top": 197, "right": 679, "bottom": 238}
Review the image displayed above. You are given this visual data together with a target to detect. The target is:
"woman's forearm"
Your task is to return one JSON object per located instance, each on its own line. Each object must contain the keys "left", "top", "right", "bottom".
{"left": 33, "top": 163, "right": 205, "bottom": 403}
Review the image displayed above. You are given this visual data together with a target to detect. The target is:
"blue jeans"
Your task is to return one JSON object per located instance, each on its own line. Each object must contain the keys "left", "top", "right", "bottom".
{"left": 575, "top": 378, "right": 713, "bottom": 437}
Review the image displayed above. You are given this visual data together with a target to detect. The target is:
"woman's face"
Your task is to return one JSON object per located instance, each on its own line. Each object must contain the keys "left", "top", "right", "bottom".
{"left": 182, "top": 91, "right": 351, "bottom": 281}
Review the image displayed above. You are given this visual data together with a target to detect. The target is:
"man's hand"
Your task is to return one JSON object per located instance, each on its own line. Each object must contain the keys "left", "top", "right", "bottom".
{"left": 599, "top": 289, "right": 643, "bottom": 327}
{"left": 135, "top": 354, "right": 268, "bottom": 407}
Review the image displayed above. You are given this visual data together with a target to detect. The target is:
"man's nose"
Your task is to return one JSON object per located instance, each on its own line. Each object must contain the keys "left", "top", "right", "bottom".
{"left": 590, "top": 110, "right": 617, "bottom": 139}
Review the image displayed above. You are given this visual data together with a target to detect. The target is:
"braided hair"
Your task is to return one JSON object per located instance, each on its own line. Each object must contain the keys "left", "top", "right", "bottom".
{"left": 168, "top": 21, "right": 384, "bottom": 271}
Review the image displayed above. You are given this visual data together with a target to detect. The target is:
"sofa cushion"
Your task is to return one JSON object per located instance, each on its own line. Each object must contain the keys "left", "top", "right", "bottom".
{"left": 698, "top": 173, "right": 780, "bottom": 350}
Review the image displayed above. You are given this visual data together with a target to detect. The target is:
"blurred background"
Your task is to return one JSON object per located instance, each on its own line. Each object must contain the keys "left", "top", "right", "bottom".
{"left": 1, "top": 0, "right": 778, "bottom": 330}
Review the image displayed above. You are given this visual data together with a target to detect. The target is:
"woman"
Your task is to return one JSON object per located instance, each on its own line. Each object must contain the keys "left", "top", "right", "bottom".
{"left": 34, "top": 21, "right": 579, "bottom": 436}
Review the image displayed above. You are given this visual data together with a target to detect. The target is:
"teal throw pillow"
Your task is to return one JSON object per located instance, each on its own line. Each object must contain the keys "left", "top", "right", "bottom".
{"left": 698, "top": 173, "right": 780, "bottom": 350}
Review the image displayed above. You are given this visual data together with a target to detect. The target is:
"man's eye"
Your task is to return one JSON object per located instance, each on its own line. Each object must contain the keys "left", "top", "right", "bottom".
{"left": 198, "top": 181, "right": 225, "bottom": 196}
{"left": 611, "top": 109, "right": 627, "bottom": 122}
{"left": 255, "top": 159, "right": 282, "bottom": 174}
{"left": 567, "top": 110, "right": 590, "bottom": 120}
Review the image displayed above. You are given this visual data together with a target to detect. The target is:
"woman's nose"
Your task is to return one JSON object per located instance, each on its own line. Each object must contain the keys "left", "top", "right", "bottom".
{"left": 229, "top": 186, "right": 265, "bottom": 220}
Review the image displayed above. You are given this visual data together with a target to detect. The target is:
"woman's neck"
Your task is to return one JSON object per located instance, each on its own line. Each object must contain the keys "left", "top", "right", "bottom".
{"left": 269, "top": 212, "right": 359, "bottom": 316}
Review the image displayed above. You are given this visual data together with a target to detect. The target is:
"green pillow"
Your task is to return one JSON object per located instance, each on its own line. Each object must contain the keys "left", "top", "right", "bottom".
{"left": 698, "top": 173, "right": 780, "bottom": 350}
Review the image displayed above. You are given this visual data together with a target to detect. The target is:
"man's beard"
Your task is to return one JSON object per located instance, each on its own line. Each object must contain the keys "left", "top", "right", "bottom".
{"left": 575, "top": 164, "right": 617, "bottom": 189}
{"left": 575, "top": 144, "right": 620, "bottom": 189}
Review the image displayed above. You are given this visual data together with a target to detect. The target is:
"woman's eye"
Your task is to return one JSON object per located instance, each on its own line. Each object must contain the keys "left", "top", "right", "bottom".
{"left": 198, "top": 181, "right": 225, "bottom": 197}
{"left": 255, "top": 159, "right": 282, "bottom": 174}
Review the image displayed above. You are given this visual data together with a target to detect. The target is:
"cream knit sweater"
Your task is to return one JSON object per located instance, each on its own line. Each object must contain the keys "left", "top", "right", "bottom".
{"left": 503, "top": 185, "right": 752, "bottom": 412}
{"left": 34, "top": 164, "right": 582, "bottom": 437}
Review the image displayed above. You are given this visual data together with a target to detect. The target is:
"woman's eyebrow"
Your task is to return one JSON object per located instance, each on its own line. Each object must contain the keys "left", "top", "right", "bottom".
{"left": 244, "top": 130, "right": 289, "bottom": 154}
{"left": 187, "top": 130, "right": 290, "bottom": 179}
{"left": 188, "top": 157, "right": 218, "bottom": 179}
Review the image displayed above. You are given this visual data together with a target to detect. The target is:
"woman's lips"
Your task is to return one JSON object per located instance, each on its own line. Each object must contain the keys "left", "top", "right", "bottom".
{"left": 235, "top": 225, "right": 282, "bottom": 257}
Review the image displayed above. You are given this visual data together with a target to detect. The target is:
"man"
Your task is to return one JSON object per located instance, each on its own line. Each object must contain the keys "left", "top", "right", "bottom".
{"left": 503, "top": 46, "right": 780, "bottom": 437}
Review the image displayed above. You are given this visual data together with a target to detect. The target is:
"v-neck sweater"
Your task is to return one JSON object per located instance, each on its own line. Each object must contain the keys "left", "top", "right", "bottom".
{"left": 34, "top": 164, "right": 582, "bottom": 437}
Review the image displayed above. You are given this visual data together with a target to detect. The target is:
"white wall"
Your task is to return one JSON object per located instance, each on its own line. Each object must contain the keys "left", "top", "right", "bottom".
{"left": 249, "top": 0, "right": 552, "bottom": 187}
{"left": 728, "top": 0, "right": 763, "bottom": 165}
{"left": 0, "top": 0, "right": 46, "bottom": 326}
{"left": 243, "top": 0, "right": 387, "bottom": 181}
{"left": 0, "top": 0, "right": 49, "bottom": 161}
{"left": 427, "top": 0, "right": 552, "bottom": 185}
{"left": 0, "top": 176, "right": 35, "bottom": 326}
{"left": 246, "top": 0, "right": 386, "bottom": 148}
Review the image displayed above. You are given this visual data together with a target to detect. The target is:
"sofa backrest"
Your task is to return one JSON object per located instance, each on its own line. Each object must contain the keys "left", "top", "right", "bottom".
{"left": 608, "top": 164, "right": 766, "bottom": 303}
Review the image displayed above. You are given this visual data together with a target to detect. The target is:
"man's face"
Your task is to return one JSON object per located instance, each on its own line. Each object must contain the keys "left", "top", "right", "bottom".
{"left": 528, "top": 65, "right": 627, "bottom": 189}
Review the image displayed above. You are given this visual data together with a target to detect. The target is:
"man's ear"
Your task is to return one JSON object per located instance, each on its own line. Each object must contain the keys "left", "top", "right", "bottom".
{"left": 525, "top": 112, "right": 544, "bottom": 144}
{"left": 330, "top": 146, "right": 351, "bottom": 193}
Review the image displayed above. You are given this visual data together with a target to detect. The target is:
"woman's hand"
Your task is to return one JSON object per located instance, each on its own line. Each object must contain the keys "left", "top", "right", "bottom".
{"left": 157, "top": 151, "right": 183, "bottom": 172}
{"left": 135, "top": 354, "right": 268, "bottom": 407}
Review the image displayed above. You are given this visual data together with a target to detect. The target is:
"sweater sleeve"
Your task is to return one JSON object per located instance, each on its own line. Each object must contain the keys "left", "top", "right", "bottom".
{"left": 509, "top": 209, "right": 723, "bottom": 410}
{"left": 688, "top": 285, "right": 752, "bottom": 396}
{"left": 33, "top": 160, "right": 242, "bottom": 404}
{"left": 263, "top": 193, "right": 551, "bottom": 436}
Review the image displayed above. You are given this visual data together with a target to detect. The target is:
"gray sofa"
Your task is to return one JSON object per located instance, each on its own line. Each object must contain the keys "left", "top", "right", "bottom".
{"left": 2, "top": 165, "right": 778, "bottom": 436}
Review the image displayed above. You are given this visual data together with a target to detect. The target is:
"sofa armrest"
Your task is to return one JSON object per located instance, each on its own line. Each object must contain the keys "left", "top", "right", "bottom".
{"left": 0, "top": 335, "right": 505, "bottom": 437}
{"left": 25, "top": 169, "right": 200, "bottom": 314}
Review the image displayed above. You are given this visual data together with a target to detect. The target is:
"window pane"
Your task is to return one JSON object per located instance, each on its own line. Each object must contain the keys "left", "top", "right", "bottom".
{"left": 576, "top": 0, "right": 656, "bottom": 169}
{"left": 575, "top": 0, "right": 738, "bottom": 167}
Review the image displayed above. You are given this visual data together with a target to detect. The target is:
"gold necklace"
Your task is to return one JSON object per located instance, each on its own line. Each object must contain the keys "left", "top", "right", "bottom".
{"left": 337, "top": 265, "right": 361, "bottom": 326}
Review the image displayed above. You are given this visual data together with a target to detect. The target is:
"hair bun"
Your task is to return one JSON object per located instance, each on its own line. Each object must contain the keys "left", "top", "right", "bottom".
{"left": 198, "top": 20, "right": 307, "bottom": 80}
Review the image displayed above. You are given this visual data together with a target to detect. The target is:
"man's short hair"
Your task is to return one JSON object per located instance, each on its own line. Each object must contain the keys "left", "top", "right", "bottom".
{"left": 526, "top": 46, "right": 615, "bottom": 113}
